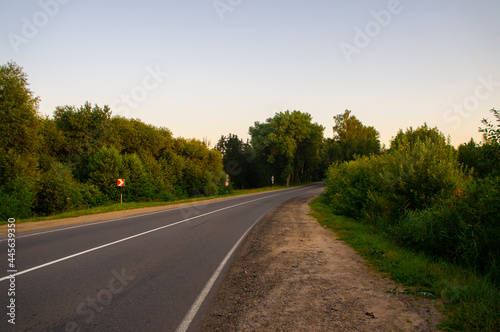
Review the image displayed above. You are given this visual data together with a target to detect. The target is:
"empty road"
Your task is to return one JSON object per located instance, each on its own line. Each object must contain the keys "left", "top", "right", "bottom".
{"left": 1, "top": 184, "right": 323, "bottom": 331}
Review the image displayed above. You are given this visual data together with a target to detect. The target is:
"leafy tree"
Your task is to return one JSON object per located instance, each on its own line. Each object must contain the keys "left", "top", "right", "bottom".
{"left": 172, "top": 138, "right": 224, "bottom": 197}
{"left": 121, "top": 153, "right": 154, "bottom": 201}
{"left": 250, "top": 110, "right": 324, "bottom": 185}
{"left": 329, "top": 110, "right": 381, "bottom": 163}
{"left": 0, "top": 61, "right": 41, "bottom": 183}
{"left": 53, "top": 102, "right": 113, "bottom": 183}
{"left": 479, "top": 108, "right": 500, "bottom": 143}
{"left": 0, "top": 61, "right": 41, "bottom": 218}
{"left": 459, "top": 112, "right": 500, "bottom": 178}
{"left": 390, "top": 123, "right": 446, "bottom": 151}
{"left": 215, "top": 133, "right": 261, "bottom": 188}
{"left": 109, "top": 116, "right": 174, "bottom": 159}
{"left": 87, "top": 146, "right": 122, "bottom": 201}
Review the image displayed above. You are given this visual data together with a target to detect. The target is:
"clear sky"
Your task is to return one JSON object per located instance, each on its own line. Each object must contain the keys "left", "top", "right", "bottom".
{"left": 1, "top": 0, "right": 499, "bottom": 147}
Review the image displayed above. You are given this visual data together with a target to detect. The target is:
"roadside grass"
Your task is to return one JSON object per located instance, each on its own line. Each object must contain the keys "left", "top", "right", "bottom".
{"left": 310, "top": 196, "right": 499, "bottom": 331}
{"left": 1, "top": 185, "right": 294, "bottom": 226}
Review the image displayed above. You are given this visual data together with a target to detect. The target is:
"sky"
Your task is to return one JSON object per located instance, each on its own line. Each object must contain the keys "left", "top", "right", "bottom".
{"left": 1, "top": 0, "right": 499, "bottom": 147}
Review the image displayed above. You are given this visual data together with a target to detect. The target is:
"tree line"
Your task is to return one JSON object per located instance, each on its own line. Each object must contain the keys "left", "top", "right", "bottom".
{"left": 1, "top": 56, "right": 499, "bottom": 274}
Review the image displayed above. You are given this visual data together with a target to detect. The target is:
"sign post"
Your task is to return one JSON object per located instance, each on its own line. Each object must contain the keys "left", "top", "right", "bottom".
{"left": 271, "top": 175, "right": 274, "bottom": 187}
{"left": 225, "top": 173, "right": 229, "bottom": 195}
{"left": 117, "top": 179, "right": 125, "bottom": 204}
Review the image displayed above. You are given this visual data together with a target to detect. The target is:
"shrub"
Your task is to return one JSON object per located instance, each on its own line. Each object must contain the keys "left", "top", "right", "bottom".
{"left": 0, "top": 176, "right": 36, "bottom": 219}
{"left": 34, "top": 162, "right": 82, "bottom": 215}
{"left": 324, "top": 133, "right": 500, "bottom": 280}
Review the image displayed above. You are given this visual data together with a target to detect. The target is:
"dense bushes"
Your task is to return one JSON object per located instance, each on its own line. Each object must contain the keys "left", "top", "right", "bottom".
{"left": 324, "top": 126, "right": 499, "bottom": 281}
{"left": 0, "top": 61, "right": 225, "bottom": 219}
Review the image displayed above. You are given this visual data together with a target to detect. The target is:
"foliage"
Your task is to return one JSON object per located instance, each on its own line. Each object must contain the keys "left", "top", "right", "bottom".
{"left": 34, "top": 161, "right": 82, "bottom": 215}
{"left": 325, "top": 130, "right": 466, "bottom": 221}
{"left": 215, "top": 133, "right": 264, "bottom": 189}
{"left": 0, "top": 62, "right": 41, "bottom": 219}
{"left": 329, "top": 110, "right": 381, "bottom": 162}
{"left": 480, "top": 108, "right": 500, "bottom": 143}
{"left": 458, "top": 138, "right": 500, "bottom": 178}
{"left": 52, "top": 102, "right": 112, "bottom": 167}
{"left": 396, "top": 176, "right": 500, "bottom": 281}
{"left": 324, "top": 124, "right": 500, "bottom": 279}
{"left": 0, "top": 176, "right": 36, "bottom": 219}
{"left": 311, "top": 197, "right": 500, "bottom": 332}
{"left": 390, "top": 122, "right": 446, "bottom": 151}
{"left": 249, "top": 110, "right": 324, "bottom": 185}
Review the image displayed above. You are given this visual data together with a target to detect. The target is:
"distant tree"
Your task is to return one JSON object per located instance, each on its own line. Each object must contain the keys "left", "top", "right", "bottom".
{"left": 479, "top": 108, "right": 500, "bottom": 143}
{"left": 459, "top": 110, "right": 500, "bottom": 178}
{"left": 215, "top": 133, "right": 261, "bottom": 189}
{"left": 458, "top": 139, "right": 500, "bottom": 178}
{"left": 249, "top": 110, "right": 324, "bottom": 185}
{"left": 329, "top": 110, "right": 381, "bottom": 162}
{"left": 390, "top": 123, "right": 446, "bottom": 151}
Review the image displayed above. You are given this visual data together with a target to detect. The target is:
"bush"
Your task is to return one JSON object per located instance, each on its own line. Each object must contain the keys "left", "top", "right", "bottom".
{"left": 79, "top": 182, "right": 107, "bottom": 208}
{"left": 458, "top": 140, "right": 500, "bottom": 178}
{"left": 0, "top": 176, "right": 36, "bottom": 219}
{"left": 34, "top": 162, "right": 82, "bottom": 215}
{"left": 324, "top": 134, "right": 500, "bottom": 280}
{"left": 87, "top": 146, "right": 122, "bottom": 201}
{"left": 325, "top": 138, "right": 468, "bottom": 224}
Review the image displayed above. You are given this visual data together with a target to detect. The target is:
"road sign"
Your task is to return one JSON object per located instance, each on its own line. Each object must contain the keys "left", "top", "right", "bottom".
{"left": 225, "top": 181, "right": 229, "bottom": 187}
{"left": 117, "top": 179, "right": 125, "bottom": 186}
{"left": 271, "top": 176, "right": 274, "bottom": 185}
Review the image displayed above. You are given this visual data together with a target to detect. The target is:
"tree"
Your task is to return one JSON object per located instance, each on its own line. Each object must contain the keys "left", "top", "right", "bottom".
{"left": 215, "top": 134, "right": 260, "bottom": 189}
{"left": 330, "top": 110, "right": 381, "bottom": 162}
{"left": 458, "top": 139, "right": 500, "bottom": 178}
{"left": 53, "top": 102, "right": 112, "bottom": 168}
{"left": 87, "top": 146, "right": 123, "bottom": 201}
{"left": 390, "top": 123, "right": 446, "bottom": 151}
{"left": 479, "top": 108, "right": 500, "bottom": 143}
{"left": 0, "top": 61, "right": 41, "bottom": 183}
{"left": 249, "top": 110, "right": 324, "bottom": 185}
{"left": 0, "top": 61, "right": 42, "bottom": 218}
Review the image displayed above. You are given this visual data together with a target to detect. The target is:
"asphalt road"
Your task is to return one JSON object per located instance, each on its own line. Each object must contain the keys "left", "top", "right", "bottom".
{"left": 0, "top": 183, "right": 324, "bottom": 331}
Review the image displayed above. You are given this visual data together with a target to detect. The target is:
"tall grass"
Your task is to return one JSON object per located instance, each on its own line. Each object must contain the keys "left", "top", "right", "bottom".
{"left": 311, "top": 197, "right": 499, "bottom": 331}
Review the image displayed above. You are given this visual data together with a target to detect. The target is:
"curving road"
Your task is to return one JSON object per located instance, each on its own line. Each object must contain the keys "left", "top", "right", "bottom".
{"left": 0, "top": 184, "right": 323, "bottom": 331}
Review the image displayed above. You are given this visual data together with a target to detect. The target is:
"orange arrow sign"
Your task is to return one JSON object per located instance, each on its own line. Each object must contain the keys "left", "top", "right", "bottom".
{"left": 117, "top": 179, "right": 125, "bottom": 187}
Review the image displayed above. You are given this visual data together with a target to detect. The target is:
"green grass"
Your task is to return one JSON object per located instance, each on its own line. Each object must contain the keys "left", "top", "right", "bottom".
{"left": 310, "top": 196, "right": 499, "bottom": 331}
{"left": 2, "top": 185, "right": 295, "bottom": 226}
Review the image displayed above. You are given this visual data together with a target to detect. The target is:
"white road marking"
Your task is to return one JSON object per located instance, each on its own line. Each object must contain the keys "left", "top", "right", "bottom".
{"left": 0, "top": 186, "right": 304, "bottom": 242}
{"left": 174, "top": 211, "right": 270, "bottom": 332}
{"left": 0, "top": 193, "right": 281, "bottom": 282}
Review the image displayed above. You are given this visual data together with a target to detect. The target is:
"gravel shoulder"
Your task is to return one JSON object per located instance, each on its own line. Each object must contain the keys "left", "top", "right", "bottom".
{"left": 202, "top": 194, "right": 442, "bottom": 331}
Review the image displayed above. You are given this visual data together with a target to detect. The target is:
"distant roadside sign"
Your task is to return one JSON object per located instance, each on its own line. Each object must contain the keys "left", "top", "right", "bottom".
{"left": 117, "top": 179, "right": 125, "bottom": 187}
{"left": 225, "top": 181, "right": 229, "bottom": 187}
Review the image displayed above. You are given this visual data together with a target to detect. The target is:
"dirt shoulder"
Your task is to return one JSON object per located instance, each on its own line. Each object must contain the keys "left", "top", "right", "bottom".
{"left": 202, "top": 195, "right": 441, "bottom": 331}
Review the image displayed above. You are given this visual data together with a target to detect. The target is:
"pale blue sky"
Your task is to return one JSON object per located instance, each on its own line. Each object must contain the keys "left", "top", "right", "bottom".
{"left": 1, "top": 0, "right": 499, "bottom": 147}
